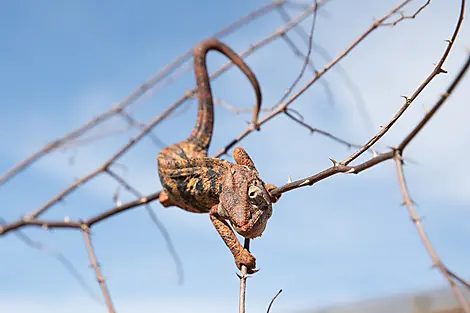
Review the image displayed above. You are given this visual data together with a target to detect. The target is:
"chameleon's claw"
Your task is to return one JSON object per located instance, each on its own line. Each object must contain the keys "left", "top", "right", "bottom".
{"left": 235, "top": 248, "right": 258, "bottom": 274}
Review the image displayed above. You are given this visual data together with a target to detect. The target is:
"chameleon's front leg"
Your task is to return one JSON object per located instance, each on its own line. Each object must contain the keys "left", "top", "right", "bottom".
{"left": 209, "top": 205, "right": 257, "bottom": 274}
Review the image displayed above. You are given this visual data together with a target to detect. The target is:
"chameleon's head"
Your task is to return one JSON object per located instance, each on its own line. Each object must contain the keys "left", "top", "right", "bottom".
{"left": 217, "top": 164, "right": 273, "bottom": 239}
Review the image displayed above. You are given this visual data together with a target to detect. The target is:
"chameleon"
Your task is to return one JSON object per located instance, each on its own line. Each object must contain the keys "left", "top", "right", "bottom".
{"left": 157, "top": 38, "right": 280, "bottom": 274}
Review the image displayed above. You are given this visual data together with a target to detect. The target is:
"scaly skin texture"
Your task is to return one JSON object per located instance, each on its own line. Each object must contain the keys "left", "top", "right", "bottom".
{"left": 157, "top": 39, "right": 280, "bottom": 273}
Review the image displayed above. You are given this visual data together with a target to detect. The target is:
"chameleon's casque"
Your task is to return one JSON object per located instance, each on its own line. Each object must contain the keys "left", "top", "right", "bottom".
{"left": 157, "top": 39, "right": 279, "bottom": 273}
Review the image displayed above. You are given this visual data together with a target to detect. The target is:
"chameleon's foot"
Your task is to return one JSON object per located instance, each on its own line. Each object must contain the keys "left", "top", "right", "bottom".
{"left": 235, "top": 249, "right": 258, "bottom": 274}
{"left": 159, "top": 190, "right": 172, "bottom": 207}
{"left": 265, "top": 183, "right": 281, "bottom": 203}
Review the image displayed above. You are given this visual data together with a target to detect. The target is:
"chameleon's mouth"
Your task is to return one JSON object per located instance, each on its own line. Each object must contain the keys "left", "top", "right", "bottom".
{"left": 234, "top": 208, "right": 269, "bottom": 238}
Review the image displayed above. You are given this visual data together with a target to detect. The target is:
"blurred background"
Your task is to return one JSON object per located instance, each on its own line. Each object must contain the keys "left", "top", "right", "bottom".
{"left": 1, "top": 1, "right": 469, "bottom": 312}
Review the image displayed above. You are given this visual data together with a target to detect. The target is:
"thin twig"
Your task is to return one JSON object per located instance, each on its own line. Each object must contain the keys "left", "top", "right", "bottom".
{"left": 82, "top": 227, "right": 116, "bottom": 313}
{"left": 5, "top": 223, "right": 101, "bottom": 303}
{"left": 394, "top": 155, "right": 470, "bottom": 313}
{"left": 277, "top": 6, "right": 375, "bottom": 132}
{"left": 277, "top": 1, "right": 337, "bottom": 108}
{"left": 381, "top": 0, "right": 431, "bottom": 26}
{"left": 446, "top": 267, "right": 470, "bottom": 290}
{"left": 106, "top": 169, "right": 184, "bottom": 284}
{"left": 266, "top": 289, "right": 283, "bottom": 313}
{"left": 341, "top": 0, "right": 464, "bottom": 165}
{"left": 284, "top": 108, "right": 364, "bottom": 150}
{"left": 239, "top": 238, "right": 251, "bottom": 313}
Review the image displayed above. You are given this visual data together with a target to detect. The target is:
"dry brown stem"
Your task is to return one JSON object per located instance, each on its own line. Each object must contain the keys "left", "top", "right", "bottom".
{"left": 83, "top": 227, "right": 116, "bottom": 313}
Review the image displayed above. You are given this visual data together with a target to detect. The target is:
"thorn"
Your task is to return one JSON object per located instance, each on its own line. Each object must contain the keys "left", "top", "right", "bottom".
{"left": 64, "top": 216, "right": 70, "bottom": 223}
{"left": 140, "top": 197, "right": 148, "bottom": 204}
{"left": 236, "top": 273, "right": 242, "bottom": 279}
{"left": 346, "top": 168, "right": 356, "bottom": 174}
{"left": 401, "top": 95, "right": 411, "bottom": 104}
{"left": 439, "top": 68, "right": 448, "bottom": 74}
{"left": 42, "top": 224, "right": 48, "bottom": 230}
{"left": 372, "top": 149, "right": 378, "bottom": 158}
{"left": 328, "top": 158, "right": 338, "bottom": 166}
{"left": 287, "top": 175, "right": 292, "bottom": 183}
{"left": 299, "top": 179, "right": 310, "bottom": 186}
{"left": 445, "top": 39, "right": 452, "bottom": 44}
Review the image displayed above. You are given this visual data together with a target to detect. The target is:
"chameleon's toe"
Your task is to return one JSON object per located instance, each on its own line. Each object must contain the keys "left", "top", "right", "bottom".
{"left": 235, "top": 249, "right": 258, "bottom": 274}
{"left": 159, "top": 190, "right": 173, "bottom": 207}
{"left": 265, "top": 183, "right": 281, "bottom": 203}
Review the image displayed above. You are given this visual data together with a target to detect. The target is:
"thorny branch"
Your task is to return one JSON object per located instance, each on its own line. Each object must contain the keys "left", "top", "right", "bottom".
{"left": 271, "top": 0, "right": 465, "bottom": 194}
{"left": 394, "top": 54, "right": 470, "bottom": 312}
{"left": 239, "top": 239, "right": 251, "bottom": 313}
{"left": 277, "top": 5, "right": 375, "bottom": 131}
{"left": 2, "top": 0, "right": 469, "bottom": 312}
{"left": 83, "top": 227, "right": 116, "bottom": 313}
{"left": 340, "top": 0, "right": 463, "bottom": 166}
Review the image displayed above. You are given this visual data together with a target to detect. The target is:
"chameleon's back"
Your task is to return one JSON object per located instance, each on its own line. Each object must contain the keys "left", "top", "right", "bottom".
{"left": 157, "top": 141, "right": 226, "bottom": 213}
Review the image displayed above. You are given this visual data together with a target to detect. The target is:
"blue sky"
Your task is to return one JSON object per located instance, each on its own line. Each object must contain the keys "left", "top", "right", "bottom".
{"left": 1, "top": 1, "right": 470, "bottom": 312}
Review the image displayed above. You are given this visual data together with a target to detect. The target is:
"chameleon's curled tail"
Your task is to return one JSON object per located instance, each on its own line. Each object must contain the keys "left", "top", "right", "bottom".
{"left": 187, "top": 38, "right": 262, "bottom": 152}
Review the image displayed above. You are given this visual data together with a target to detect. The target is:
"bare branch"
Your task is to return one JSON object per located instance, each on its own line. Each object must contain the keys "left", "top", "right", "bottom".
{"left": 106, "top": 169, "right": 184, "bottom": 284}
{"left": 394, "top": 154, "right": 470, "bottom": 313}
{"left": 82, "top": 228, "right": 116, "bottom": 313}
{"left": 341, "top": 0, "right": 464, "bottom": 165}
{"left": 284, "top": 108, "right": 364, "bottom": 150}
{"left": 381, "top": 0, "right": 431, "bottom": 26}
{"left": 266, "top": 289, "right": 283, "bottom": 313}
{"left": 239, "top": 238, "right": 251, "bottom": 313}
{"left": 3, "top": 222, "right": 101, "bottom": 303}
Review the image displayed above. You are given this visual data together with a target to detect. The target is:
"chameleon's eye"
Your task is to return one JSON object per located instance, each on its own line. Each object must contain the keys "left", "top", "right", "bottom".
{"left": 248, "top": 185, "right": 263, "bottom": 201}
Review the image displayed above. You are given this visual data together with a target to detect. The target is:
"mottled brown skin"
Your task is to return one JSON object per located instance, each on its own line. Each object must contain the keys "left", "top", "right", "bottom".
{"left": 157, "top": 39, "right": 280, "bottom": 273}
